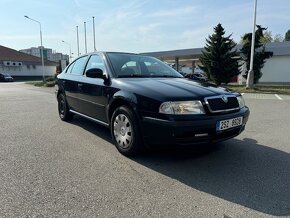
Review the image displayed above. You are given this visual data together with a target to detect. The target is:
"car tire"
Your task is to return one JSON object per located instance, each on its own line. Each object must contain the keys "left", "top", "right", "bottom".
{"left": 111, "top": 106, "right": 143, "bottom": 156}
{"left": 57, "top": 93, "right": 73, "bottom": 121}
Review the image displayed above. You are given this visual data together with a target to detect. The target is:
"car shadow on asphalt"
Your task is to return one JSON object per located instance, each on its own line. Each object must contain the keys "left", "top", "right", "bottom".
{"left": 68, "top": 116, "right": 290, "bottom": 216}
{"left": 131, "top": 138, "right": 290, "bottom": 216}
{"left": 69, "top": 115, "right": 113, "bottom": 143}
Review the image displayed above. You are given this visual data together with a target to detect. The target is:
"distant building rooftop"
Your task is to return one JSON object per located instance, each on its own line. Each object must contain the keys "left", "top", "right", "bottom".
{"left": 0, "top": 45, "right": 58, "bottom": 66}
{"left": 142, "top": 41, "right": 290, "bottom": 61}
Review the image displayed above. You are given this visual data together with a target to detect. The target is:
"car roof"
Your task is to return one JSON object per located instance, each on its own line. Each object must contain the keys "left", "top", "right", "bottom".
{"left": 78, "top": 51, "right": 143, "bottom": 58}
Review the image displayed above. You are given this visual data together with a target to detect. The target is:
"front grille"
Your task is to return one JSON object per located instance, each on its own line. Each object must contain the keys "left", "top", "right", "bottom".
{"left": 205, "top": 95, "right": 239, "bottom": 113}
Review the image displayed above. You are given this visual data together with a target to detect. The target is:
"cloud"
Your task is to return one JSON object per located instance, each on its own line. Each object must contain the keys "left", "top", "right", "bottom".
{"left": 73, "top": 0, "right": 81, "bottom": 7}
{"left": 0, "top": 34, "right": 60, "bottom": 40}
{"left": 0, "top": 35, "right": 37, "bottom": 40}
{"left": 138, "top": 23, "right": 162, "bottom": 35}
{"left": 177, "top": 28, "right": 210, "bottom": 49}
{"left": 3, "top": 0, "right": 290, "bottom": 54}
{"left": 149, "top": 6, "right": 197, "bottom": 18}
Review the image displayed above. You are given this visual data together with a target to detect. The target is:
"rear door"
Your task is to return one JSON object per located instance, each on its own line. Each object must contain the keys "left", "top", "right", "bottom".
{"left": 62, "top": 56, "right": 88, "bottom": 112}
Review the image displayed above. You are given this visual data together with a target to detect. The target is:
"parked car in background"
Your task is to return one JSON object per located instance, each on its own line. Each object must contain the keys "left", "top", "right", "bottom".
{"left": 0, "top": 73, "right": 14, "bottom": 82}
{"left": 56, "top": 52, "right": 249, "bottom": 156}
{"left": 192, "top": 72, "right": 208, "bottom": 82}
{"left": 194, "top": 66, "right": 204, "bottom": 74}
{"left": 185, "top": 72, "right": 208, "bottom": 82}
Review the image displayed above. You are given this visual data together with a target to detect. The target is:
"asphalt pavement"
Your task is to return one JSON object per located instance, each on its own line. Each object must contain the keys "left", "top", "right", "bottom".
{"left": 0, "top": 82, "right": 290, "bottom": 218}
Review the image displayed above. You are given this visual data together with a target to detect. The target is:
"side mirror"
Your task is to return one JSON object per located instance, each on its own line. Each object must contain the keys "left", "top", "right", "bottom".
{"left": 86, "top": 68, "right": 105, "bottom": 79}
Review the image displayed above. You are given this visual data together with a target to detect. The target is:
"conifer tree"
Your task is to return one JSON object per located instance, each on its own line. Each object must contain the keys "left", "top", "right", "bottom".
{"left": 199, "top": 24, "right": 240, "bottom": 85}
{"left": 241, "top": 25, "right": 273, "bottom": 83}
{"left": 285, "top": 29, "right": 290, "bottom": 41}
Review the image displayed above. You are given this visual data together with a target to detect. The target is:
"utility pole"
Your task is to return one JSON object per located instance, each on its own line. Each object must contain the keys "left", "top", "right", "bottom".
{"left": 84, "top": 22, "right": 87, "bottom": 54}
{"left": 24, "top": 15, "right": 45, "bottom": 82}
{"left": 76, "top": 26, "right": 80, "bottom": 56}
{"left": 93, "top": 16, "right": 96, "bottom": 51}
{"left": 62, "top": 40, "right": 72, "bottom": 62}
{"left": 246, "top": 0, "right": 258, "bottom": 89}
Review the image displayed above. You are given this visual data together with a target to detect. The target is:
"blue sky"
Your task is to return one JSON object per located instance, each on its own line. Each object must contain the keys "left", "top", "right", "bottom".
{"left": 1, "top": 0, "right": 290, "bottom": 57}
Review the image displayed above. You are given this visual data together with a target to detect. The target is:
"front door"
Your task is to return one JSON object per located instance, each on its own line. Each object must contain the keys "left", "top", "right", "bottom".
{"left": 77, "top": 54, "right": 108, "bottom": 123}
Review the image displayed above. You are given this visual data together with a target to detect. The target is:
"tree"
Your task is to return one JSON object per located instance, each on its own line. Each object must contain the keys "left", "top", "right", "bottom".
{"left": 285, "top": 30, "right": 290, "bottom": 41}
{"left": 255, "top": 30, "right": 283, "bottom": 43}
{"left": 273, "top": 34, "right": 284, "bottom": 42}
{"left": 199, "top": 23, "right": 241, "bottom": 85}
{"left": 260, "top": 30, "right": 273, "bottom": 44}
{"left": 240, "top": 25, "right": 273, "bottom": 84}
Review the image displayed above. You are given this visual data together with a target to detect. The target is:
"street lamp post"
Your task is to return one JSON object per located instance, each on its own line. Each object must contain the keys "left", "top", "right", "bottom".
{"left": 246, "top": 0, "right": 258, "bottom": 89}
{"left": 92, "top": 16, "right": 96, "bottom": 51}
{"left": 24, "top": 15, "right": 45, "bottom": 82}
{"left": 62, "top": 40, "right": 72, "bottom": 62}
{"left": 84, "top": 22, "right": 87, "bottom": 54}
{"left": 76, "top": 26, "right": 80, "bottom": 56}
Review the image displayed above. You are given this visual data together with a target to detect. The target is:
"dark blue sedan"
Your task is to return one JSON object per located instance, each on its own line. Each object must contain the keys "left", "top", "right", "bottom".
{"left": 55, "top": 52, "right": 249, "bottom": 156}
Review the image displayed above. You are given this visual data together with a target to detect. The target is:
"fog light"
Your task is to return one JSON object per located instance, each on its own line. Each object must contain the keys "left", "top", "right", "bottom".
{"left": 195, "top": 133, "right": 208, "bottom": 137}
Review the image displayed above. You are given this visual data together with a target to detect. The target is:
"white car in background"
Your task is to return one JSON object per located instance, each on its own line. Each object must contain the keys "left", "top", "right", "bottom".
{"left": 194, "top": 66, "right": 204, "bottom": 74}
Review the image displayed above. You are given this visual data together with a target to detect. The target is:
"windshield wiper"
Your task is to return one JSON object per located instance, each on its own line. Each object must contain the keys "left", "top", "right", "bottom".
{"left": 151, "top": 75, "right": 181, "bottom": 78}
{"left": 117, "top": 74, "right": 182, "bottom": 78}
{"left": 118, "top": 74, "right": 147, "bottom": 78}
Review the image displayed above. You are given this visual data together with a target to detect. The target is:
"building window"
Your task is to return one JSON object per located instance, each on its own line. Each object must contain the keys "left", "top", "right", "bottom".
{"left": 27, "top": 65, "right": 30, "bottom": 69}
{"left": 33, "top": 65, "right": 36, "bottom": 69}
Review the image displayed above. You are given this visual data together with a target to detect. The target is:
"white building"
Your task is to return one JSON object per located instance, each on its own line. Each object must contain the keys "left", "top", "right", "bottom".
{"left": 50, "top": 52, "right": 69, "bottom": 62}
{"left": 249, "top": 42, "right": 290, "bottom": 84}
{"left": 0, "top": 45, "right": 58, "bottom": 78}
{"left": 143, "top": 42, "right": 290, "bottom": 84}
{"left": 20, "top": 46, "right": 69, "bottom": 63}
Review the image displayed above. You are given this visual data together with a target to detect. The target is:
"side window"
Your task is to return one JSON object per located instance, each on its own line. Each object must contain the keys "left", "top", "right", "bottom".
{"left": 65, "top": 62, "right": 75, "bottom": 74}
{"left": 85, "top": 55, "right": 105, "bottom": 73}
{"left": 70, "top": 56, "right": 88, "bottom": 75}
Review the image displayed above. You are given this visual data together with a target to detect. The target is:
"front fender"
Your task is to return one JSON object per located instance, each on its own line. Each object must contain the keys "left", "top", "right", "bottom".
{"left": 107, "top": 90, "right": 139, "bottom": 120}
{"left": 112, "top": 90, "right": 138, "bottom": 105}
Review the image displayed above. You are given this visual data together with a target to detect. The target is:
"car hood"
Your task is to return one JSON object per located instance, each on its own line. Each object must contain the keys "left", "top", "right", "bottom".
{"left": 113, "top": 78, "right": 235, "bottom": 101}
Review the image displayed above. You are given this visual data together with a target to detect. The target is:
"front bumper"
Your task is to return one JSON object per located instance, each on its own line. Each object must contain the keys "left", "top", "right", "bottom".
{"left": 141, "top": 107, "right": 250, "bottom": 146}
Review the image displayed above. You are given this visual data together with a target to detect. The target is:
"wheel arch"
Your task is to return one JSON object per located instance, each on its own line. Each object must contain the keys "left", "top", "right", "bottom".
{"left": 56, "top": 80, "right": 65, "bottom": 98}
{"left": 107, "top": 91, "right": 141, "bottom": 124}
{"left": 108, "top": 93, "right": 145, "bottom": 155}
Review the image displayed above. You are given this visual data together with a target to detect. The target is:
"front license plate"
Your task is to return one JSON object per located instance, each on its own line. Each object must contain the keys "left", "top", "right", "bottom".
{"left": 217, "top": 117, "right": 243, "bottom": 131}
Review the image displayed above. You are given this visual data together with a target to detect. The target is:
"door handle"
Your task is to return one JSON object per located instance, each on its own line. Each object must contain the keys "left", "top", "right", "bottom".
{"left": 77, "top": 83, "right": 83, "bottom": 88}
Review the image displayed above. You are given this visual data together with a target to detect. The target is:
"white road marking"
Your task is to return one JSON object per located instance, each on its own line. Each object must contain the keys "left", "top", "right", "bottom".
{"left": 275, "top": 94, "right": 283, "bottom": 100}
{"left": 242, "top": 93, "right": 277, "bottom": 100}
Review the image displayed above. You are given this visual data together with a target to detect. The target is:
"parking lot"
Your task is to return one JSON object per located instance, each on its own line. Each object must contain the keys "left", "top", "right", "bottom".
{"left": 0, "top": 82, "right": 290, "bottom": 217}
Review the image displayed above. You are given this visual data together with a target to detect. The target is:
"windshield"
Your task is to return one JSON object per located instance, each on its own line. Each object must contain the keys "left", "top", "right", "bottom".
{"left": 107, "top": 53, "right": 183, "bottom": 78}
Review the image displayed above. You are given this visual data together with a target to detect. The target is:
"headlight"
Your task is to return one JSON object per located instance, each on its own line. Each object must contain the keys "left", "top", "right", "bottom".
{"left": 237, "top": 95, "right": 246, "bottom": 108}
{"left": 159, "top": 101, "right": 205, "bottom": 115}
